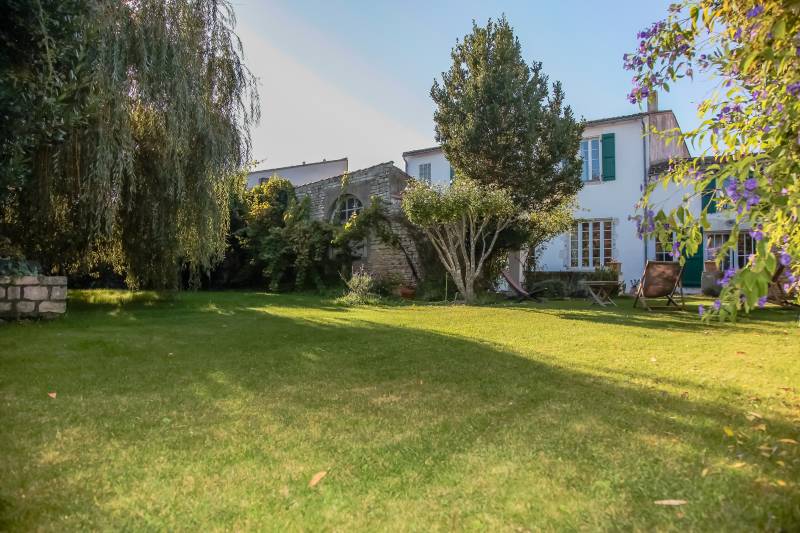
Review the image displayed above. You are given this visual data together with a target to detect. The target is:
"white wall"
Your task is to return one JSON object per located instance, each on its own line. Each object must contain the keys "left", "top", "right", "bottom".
{"left": 247, "top": 158, "right": 348, "bottom": 189}
{"left": 403, "top": 150, "right": 452, "bottom": 187}
{"left": 536, "top": 119, "right": 649, "bottom": 286}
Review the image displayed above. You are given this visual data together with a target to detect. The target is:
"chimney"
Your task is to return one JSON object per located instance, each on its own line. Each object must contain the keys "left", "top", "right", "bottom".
{"left": 647, "top": 91, "right": 659, "bottom": 113}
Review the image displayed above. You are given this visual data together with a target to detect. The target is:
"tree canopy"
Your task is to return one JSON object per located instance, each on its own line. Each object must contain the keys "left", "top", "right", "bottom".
{"left": 431, "top": 16, "right": 583, "bottom": 213}
{"left": 0, "top": 0, "right": 259, "bottom": 288}
{"left": 625, "top": 0, "right": 799, "bottom": 318}
{"left": 402, "top": 178, "right": 518, "bottom": 303}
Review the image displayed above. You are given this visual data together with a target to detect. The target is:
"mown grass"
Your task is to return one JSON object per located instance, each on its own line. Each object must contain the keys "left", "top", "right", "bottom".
{"left": 1, "top": 290, "right": 799, "bottom": 531}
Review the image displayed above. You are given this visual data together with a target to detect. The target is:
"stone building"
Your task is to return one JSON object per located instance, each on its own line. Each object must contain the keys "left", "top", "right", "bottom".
{"left": 249, "top": 161, "right": 422, "bottom": 286}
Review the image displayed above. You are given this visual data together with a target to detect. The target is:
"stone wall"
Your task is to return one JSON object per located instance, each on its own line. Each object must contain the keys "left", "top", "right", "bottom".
{"left": 0, "top": 276, "right": 68, "bottom": 319}
{"left": 296, "top": 162, "right": 423, "bottom": 286}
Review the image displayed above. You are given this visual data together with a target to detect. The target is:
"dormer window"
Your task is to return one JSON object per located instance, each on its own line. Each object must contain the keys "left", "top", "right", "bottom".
{"left": 580, "top": 138, "right": 602, "bottom": 182}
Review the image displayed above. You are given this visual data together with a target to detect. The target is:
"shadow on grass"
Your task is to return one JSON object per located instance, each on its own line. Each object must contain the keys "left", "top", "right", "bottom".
{"left": 501, "top": 297, "right": 799, "bottom": 333}
{"left": 1, "top": 292, "right": 798, "bottom": 530}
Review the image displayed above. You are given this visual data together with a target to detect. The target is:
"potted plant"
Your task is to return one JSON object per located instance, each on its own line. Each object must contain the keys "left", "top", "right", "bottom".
{"left": 607, "top": 259, "right": 622, "bottom": 275}
{"left": 398, "top": 286, "right": 416, "bottom": 299}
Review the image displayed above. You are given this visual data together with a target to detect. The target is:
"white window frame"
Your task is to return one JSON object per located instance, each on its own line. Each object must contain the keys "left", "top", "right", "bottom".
{"left": 580, "top": 137, "right": 602, "bottom": 182}
{"left": 418, "top": 163, "right": 431, "bottom": 182}
{"left": 570, "top": 219, "right": 613, "bottom": 268}
{"left": 335, "top": 195, "right": 363, "bottom": 224}
{"left": 706, "top": 232, "right": 756, "bottom": 269}
{"left": 655, "top": 234, "right": 678, "bottom": 262}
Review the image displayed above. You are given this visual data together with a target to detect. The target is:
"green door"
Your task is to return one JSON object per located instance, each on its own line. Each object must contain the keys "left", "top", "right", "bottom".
{"left": 683, "top": 230, "right": 704, "bottom": 287}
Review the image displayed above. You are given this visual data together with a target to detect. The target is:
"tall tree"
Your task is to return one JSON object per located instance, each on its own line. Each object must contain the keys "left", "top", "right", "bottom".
{"left": 430, "top": 16, "right": 583, "bottom": 213}
{"left": 0, "top": 0, "right": 259, "bottom": 288}
{"left": 625, "top": 0, "right": 799, "bottom": 319}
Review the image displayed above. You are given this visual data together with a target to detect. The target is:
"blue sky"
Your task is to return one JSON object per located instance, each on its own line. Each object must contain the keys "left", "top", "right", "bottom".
{"left": 235, "top": 0, "right": 716, "bottom": 170}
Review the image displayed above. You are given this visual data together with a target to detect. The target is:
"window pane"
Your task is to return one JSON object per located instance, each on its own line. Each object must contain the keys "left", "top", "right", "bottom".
{"left": 570, "top": 225, "right": 578, "bottom": 267}
{"left": 580, "top": 141, "right": 589, "bottom": 181}
{"left": 591, "top": 139, "right": 600, "bottom": 180}
{"left": 603, "top": 222, "right": 612, "bottom": 264}
{"left": 592, "top": 222, "right": 601, "bottom": 266}
{"left": 581, "top": 223, "right": 590, "bottom": 267}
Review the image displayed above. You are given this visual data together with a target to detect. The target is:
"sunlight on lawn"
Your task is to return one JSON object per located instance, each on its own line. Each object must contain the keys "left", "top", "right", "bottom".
{"left": 0, "top": 290, "right": 798, "bottom": 530}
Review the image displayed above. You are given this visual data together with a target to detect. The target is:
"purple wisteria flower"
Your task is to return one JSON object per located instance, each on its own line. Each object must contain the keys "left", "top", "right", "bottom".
{"left": 758, "top": 296, "right": 768, "bottom": 308}
{"left": 744, "top": 177, "right": 758, "bottom": 191}
{"left": 788, "top": 82, "right": 800, "bottom": 97}
{"left": 718, "top": 268, "right": 736, "bottom": 287}
{"left": 713, "top": 299, "right": 722, "bottom": 311}
{"left": 698, "top": 305, "right": 705, "bottom": 316}
{"left": 671, "top": 240, "right": 681, "bottom": 259}
{"left": 780, "top": 252, "right": 792, "bottom": 267}
{"left": 749, "top": 226, "right": 763, "bottom": 241}
{"left": 746, "top": 5, "right": 764, "bottom": 19}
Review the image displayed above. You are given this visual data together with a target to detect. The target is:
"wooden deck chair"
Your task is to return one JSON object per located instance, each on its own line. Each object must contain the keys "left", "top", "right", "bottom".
{"left": 768, "top": 265, "right": 799, "bottom": 307}
{"left": 501, "top": 269, "right": 545, "bottom": 302}
{"left": 633, "top": 261, "right": 685, "bottom": 310}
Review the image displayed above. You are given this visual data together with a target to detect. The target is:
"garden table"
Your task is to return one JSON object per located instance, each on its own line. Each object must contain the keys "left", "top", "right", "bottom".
{"left": 582, "top": 280, "right": 622, "bottom": 307}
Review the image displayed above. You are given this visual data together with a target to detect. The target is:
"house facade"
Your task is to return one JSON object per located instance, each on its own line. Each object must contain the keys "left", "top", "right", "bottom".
{"left": 402, "top": 104, "right": 706, "bottom": 289}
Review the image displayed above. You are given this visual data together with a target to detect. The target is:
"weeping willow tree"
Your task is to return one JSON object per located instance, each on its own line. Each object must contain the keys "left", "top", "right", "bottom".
{"left": 0, "top": 0, "right": 259, "bottom": 288}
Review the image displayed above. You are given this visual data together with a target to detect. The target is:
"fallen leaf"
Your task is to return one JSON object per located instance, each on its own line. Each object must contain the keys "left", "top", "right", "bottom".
{"left": 776, "top": 480, "right": 787, "bottom": 487}
{"left": 47, "top": 392, "right": 57, "bottom": 399}
{"left": 309, "top": 470, "right": 327, "bottom": 488}
{"left": 736, "top": 351, "right": 746, "bottom": 356}
{"left": 746, "top": 411, "right": 763, "bottom": 421}
{"left": 701, "top": 467, "right": 710, "bottom": 477}
{"left": 654, "top": 499, "right": 687, "bottom": 506}
{"left": 778, "top": 438, "right": 798, "bottom": 445}
{"left": 754, "top": 423, "right": 767, "bottom": 432}
{"left": 731, "top": 462, "right": 747, "bottom": 469}
{"left": 723, "top": 426, "right": 735, "bottom": 437}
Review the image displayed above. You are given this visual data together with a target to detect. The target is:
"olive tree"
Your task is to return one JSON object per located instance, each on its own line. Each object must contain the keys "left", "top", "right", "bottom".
{"left": 402, "top": 179, "right": 517, "bottom": 304}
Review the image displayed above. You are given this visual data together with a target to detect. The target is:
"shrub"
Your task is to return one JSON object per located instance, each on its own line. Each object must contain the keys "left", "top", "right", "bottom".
{"left": 336, "top": 267, "right": 380, "bottom": 306}
{"left": 529, "top": 279, "right": 567, "bottom": 299}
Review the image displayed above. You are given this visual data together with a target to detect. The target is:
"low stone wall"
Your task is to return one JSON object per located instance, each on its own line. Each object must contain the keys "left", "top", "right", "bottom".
{"left": 0, "top": 276, "right": 68, "bottom": 319}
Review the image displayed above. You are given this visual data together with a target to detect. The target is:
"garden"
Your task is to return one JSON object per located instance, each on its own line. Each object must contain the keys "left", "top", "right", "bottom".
{"left": 1, "top": 291, "right": 798, "bottom": 530}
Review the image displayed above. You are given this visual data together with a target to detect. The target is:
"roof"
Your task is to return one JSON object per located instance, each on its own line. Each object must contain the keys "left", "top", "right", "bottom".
{"left": 402, "top": 111, "right": 678, "bottom": 157}
{"left": 250, "top": 157, "right": 348, "bottom": 175}
{"left": 295, "top": 161, "right": 402, "bottom": 189}
{"left": 401, "top": 146, "right": 442, "bottom": 158}
{"left": 648, "top": 155, "right": 726, "bottom": 176}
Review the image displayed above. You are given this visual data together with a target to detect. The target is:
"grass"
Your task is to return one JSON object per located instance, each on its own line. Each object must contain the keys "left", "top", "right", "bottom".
{"left": 1, "top": 290, "right": 799, "bottom": 531}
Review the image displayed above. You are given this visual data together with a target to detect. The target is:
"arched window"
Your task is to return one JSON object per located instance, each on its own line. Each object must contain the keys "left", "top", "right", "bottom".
{"left": 334, "top": 195, "right": 363, "bottom": 223}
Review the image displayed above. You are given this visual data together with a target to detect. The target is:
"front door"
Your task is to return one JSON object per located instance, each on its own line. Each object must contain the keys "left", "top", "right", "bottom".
{"left": 683, "top": 230, "right": 704, "bottom": 287}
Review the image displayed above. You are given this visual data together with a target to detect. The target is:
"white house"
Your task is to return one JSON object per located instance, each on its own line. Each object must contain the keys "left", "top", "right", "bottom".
{"left": 401, "top": 101, "right": 713, "bottom": 289}
{"left": 247, "top": 157, "right": 348, "bottom": 189}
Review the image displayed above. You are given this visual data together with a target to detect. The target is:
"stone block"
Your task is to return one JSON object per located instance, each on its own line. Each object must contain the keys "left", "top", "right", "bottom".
{"left": 23, "top": 286, "right": 49, "bottom": 300}
{"left": 0, "top": 286, "right": 4, "bottom": 299}
{"left": 50, "top": 286, "right": 68, "bottom": 300}
{"left": 0, "top": 276, "right": 10, "bottom": 284}
{"left": 0, "top": 302, "right": 11, "bottom": 312}
{"left": 15, "top": 301, "right": 36, "bottom": 313}
{"left": 7, "top": 286, "right": 20, "bottom": 300}
{"left": 41, "top": 276, "right": 68, "bottom": 285}
{"left": 12, "top": 276, "right": 39, "bottom": 285}
{"left": 39, "top": 301, "right": 66, "bottom": 313}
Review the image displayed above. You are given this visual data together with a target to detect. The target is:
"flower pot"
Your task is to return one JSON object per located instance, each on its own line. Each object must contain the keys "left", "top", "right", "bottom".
{"left": 704, "top": 260, "right": 718, "bottom": 273}
{"left": 608, "top": 261, "right": 621, "bottom": 274}
{"left": 399, "top": 286, "right": 416, "bottom": 300}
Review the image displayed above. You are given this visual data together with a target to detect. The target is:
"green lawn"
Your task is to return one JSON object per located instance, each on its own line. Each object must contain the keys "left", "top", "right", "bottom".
{"left": 1, "top": 291, "right": 799, "bottom": 531}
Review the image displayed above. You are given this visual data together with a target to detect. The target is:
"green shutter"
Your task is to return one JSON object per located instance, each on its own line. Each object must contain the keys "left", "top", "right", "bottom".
{"left": 701, "top": 181, "right": 717, "bottom": 213}
{"left": 601, "top": 133, "right": 615, "bottom": 181}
